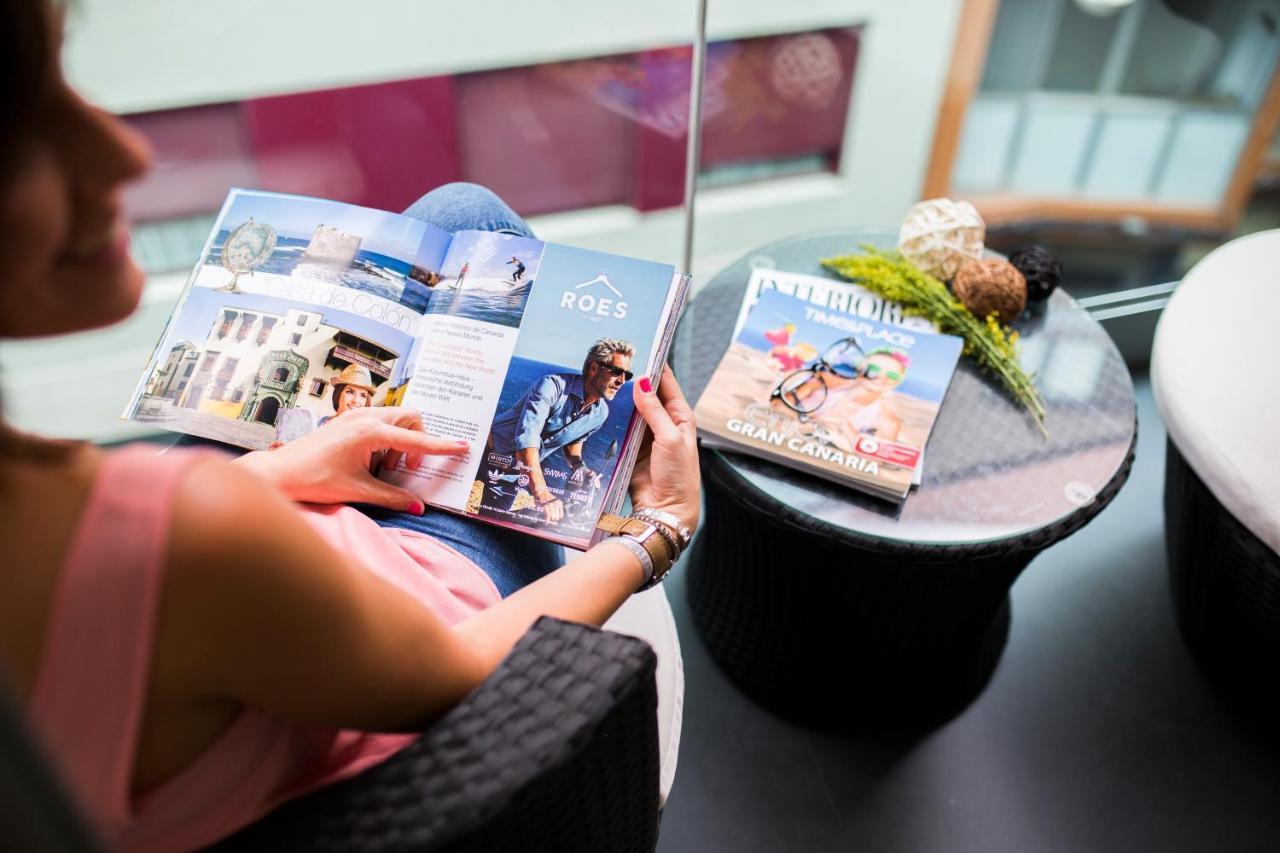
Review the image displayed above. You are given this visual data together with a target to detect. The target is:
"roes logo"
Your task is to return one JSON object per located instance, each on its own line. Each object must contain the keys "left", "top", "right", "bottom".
{"left": 561, "top": 269, "right": 628, "bottom": 320}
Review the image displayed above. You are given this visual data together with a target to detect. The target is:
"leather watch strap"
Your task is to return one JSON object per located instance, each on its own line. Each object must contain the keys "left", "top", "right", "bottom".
{"left": 596, "top": 513, "right": 632, "bottom": 535}
{"left": 597, "top": 513, "right": 675, "bottom": 586}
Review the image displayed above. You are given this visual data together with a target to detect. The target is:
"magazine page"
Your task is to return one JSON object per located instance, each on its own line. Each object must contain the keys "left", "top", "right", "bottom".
{"left": 384, "top": 239, "right": 678, "bottom": 548}
{"left": 696, "top": 287, "right": 962, "bottom": 503}
{"left": 124, "top": 189, "right": 452, "bottom": 449}
{"left": 383, "top": 229, "right": 550, "bottom": 516}
{"left": 732, "top": 267, "right": 938, "bottom": 339}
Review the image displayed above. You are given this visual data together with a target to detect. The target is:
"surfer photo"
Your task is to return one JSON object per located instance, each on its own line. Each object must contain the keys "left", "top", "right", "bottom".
{"left": 507, "top": 255, "right": 527, "bottom": 283}
{"left": 431, "top": 232, "right": 543, "bottom": 328}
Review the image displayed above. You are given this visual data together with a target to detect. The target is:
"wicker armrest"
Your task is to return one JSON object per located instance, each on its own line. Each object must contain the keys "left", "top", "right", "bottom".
{"left": 212, "top": 616, "right": 661, "bottom": 853}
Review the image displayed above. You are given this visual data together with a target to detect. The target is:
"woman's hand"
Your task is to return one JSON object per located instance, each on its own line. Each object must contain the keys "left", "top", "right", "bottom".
{"left": 234, "top": 407, "right": 469, "bottom": 512}
{"left": 628, "top": 365, "right": 701, "bottom": 532}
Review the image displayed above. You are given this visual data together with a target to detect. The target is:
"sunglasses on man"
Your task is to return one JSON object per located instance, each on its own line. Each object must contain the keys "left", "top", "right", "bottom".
{"left": 594, "top": 359, "right": 635, "bottom": 382}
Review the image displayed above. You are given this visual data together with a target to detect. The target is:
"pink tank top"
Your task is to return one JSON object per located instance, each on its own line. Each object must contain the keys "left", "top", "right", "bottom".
{"left": 26, "top": 445, "right": 501, "bottom": 852}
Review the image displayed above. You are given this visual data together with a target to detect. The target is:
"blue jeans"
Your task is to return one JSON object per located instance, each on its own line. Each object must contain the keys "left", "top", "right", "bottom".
{"left": 177, "top": 183, "right": 564, "bottom": 597}
{"left": 373, "top": 183, "right": 564, "bottom": 596}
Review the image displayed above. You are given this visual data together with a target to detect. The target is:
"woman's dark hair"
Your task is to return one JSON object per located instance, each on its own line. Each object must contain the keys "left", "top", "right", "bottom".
{"left": 1, "top": 0, "right": 54, "bottom": 174}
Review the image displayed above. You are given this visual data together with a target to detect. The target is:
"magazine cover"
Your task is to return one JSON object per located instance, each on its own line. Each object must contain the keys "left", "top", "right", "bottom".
{"left": 695, "top": 287, "right": 963, "bottom": 503}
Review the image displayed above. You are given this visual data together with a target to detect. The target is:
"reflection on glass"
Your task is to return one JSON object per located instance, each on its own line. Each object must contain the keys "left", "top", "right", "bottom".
{"left": 1119, "top": 1, "right": 1279, "bottom": 109}
{"left": 980, "top": 0, "right": 1056, "bottom": 92}
{"left": 958, "top": 0, "right": 1280, "bottom": 206}
{"left": 121, "top": 28, "right": 860, "bottom": 276}
{"left": 1042, "top": 1, "right": 1121, "bottom": 92}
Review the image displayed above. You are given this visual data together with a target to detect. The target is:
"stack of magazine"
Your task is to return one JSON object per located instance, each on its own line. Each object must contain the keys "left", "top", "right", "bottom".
{"left": 693, "top": 268, "right": 963, "bottom": 503}
{"left": 125, "top": 189, "right": 690, "bottom": 548}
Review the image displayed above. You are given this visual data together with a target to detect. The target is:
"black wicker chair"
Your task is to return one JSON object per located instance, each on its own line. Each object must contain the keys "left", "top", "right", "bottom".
{"left": 1164, "top": 441, "right": 1280, "bottom": 709}
{"left": 1, "top": 617, "right": 662, "bottom": 853}
{"left": 1152, "top": 230, "right": 1280, "bottom": 711}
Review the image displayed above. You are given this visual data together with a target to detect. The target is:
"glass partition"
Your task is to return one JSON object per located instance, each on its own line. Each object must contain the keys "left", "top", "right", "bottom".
{"left": 17, "top": 1, "right": 961, "bottom": 442}
{"left": 953, "top": 0, "right": 1280, "bottom": 205}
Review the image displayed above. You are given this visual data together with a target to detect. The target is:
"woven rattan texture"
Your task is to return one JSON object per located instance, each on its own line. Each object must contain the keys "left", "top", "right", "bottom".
{"left": 213, "top": 617, "right": 660, "bottom": 853}
{"left": 1165, "top": 441, "right": 1280, "bottom": 708}
{"left": 688, "top": 456, "right": 1025, "bottom": 728}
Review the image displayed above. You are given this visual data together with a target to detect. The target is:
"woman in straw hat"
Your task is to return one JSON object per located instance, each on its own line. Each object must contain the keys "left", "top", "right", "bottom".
{"left": 318, "top": 364, "right": 378, "bottom": 427}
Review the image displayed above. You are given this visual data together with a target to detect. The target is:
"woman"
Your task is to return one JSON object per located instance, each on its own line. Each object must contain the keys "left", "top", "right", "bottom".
{"left": 820, "top": 348, "right": 910, "bottom": 441}
{"left": 0, "top": 2, "right": 700, "bottom": 850}
{"left": 316, "top": 364, "right": 377, "bottom": 427}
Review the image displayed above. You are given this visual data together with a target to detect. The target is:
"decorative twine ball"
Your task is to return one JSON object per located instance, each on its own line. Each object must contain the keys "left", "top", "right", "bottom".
{"left": 952, "top": 258, "right": 1027, "bottom": 324}
{"left": 897, "top": 198, "right": 986, "bottom": 281}
{"left": 1007, "top": 245, "right": 1062, "bottom": 303}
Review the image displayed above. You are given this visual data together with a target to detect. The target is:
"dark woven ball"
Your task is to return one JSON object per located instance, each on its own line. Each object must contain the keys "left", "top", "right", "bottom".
{"left": 1008, "top": 245, "right": 1062, "bottom": 303}
{"left": 952, "top": 258, "right": 1026, "bottom": 325}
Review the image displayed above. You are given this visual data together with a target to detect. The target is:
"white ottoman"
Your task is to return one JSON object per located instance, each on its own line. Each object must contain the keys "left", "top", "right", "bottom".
{"left": 1152, "top": 228, "right": 1280, "bottom": 702}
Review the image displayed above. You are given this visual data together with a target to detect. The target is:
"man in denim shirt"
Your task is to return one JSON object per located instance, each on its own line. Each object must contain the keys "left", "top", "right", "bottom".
{"left": 487, "top": 338, "right": 634, "bottom": 523}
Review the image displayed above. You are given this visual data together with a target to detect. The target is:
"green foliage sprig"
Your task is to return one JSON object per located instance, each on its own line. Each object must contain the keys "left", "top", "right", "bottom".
{"left": 821, "top": 246, "right": 1047, "bottom": 435}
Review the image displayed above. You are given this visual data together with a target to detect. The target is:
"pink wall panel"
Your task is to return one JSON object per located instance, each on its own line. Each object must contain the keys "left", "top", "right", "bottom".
{"left": 455, "top": 63, "right": 633, "bottom": 216}
{"left": 243, "top": 76, "right": 461, "bottom": 214}
{"left": 119, "top": 27, "right": 858, "bottom": 222}
{"left": 124, "top": 104, "right": 258, "bottom": 221}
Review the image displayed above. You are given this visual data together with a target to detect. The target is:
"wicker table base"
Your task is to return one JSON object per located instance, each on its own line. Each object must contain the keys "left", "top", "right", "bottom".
{"left": 691, "top": 451, "right": 1039, "bottom": 728}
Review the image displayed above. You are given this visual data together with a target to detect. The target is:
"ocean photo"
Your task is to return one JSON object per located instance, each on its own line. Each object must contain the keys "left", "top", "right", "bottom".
{"left": 207, "top": 232, "right": 432, "bottom": 314}
{"left": 430, "top": 231, "right": 545, "bottom": 328}
{"left": 426, "top": 279, "right": 535, "bottom": 328}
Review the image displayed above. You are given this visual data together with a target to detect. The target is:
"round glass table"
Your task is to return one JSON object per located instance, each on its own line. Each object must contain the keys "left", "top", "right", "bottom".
{"left": 671, "top": 229, "right": 1137, "bottom": 727}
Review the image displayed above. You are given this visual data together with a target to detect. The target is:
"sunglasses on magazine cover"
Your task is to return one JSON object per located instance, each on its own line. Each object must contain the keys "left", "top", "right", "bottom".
{"left": 770, "top": 336, "right": 868, "bottom": 419}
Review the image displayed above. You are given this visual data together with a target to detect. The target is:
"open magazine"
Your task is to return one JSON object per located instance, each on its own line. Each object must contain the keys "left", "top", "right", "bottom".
{"left": 695, "top": 274, "right": 962, "bottom": 503}
{"left": 124, "top": 189, "right": 691, "bottom": 548}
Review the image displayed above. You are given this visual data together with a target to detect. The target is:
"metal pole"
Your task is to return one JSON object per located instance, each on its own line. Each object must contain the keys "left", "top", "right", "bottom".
{"left": 681, "top": 0, "right": 709, "bottom": 274}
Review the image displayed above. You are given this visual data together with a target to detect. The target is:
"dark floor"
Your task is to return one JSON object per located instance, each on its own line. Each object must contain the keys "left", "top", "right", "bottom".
{"left": 657, "top": 374, "right": 1280, "bottom": 853}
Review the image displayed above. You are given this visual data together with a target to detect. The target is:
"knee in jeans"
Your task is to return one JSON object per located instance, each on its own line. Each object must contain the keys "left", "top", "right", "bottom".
{"left": 402, "top": 182, "right": 531, "bottom": 237}
{"left": 418, "top": 182, "right": 501, "bottom": 207}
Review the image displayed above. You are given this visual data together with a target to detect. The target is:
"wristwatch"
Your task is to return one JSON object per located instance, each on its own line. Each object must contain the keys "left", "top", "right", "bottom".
{"left": 632, "top": 507, "right": 693, "bottom": 559}
{"left": 597, "top": 513, "right": 676, "bottom": 589}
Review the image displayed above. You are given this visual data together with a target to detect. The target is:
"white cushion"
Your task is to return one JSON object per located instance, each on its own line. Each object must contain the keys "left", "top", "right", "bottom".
{"left": 1152, "top": 228, "right": 1280, "bottom": 556}
{"left": 602, "top": 585, "right": 684, "bottom": 807}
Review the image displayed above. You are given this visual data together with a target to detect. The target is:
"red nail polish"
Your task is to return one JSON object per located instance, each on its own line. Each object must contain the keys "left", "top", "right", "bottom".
{"left": 639, "top": 376, "right": 653, "bottom": 394}
{"left": 410, "top": 501, "right": 425, "bottom": 515}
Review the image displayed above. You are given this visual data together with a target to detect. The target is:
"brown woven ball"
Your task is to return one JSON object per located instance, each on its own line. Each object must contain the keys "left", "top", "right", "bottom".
{"left": 952, "top": 258, "right": 1027, "bottom": 324}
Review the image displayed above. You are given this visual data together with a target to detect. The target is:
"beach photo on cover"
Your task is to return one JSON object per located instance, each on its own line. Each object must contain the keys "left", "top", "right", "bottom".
{"left": 700, "top": 287, "right": 958, "bottom": 457}
{"left": 428, "top": 231, "right": 544, "bottom": 328}
{"left": 196, "top": 190, "right": 444, "bottom": 315}
{"left": 128, "top": 286, "right": 416, "bottom": 450}
{"left": 467, "top": 243, "right": 675, "bottom": 539}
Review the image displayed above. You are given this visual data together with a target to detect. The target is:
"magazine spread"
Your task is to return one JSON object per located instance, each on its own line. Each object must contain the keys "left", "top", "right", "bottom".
{"left": 694, "top": 286, "right": 962, "bottom": 503}
{"left": 124, "top": 189, "right": 691, "bottom": 548}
